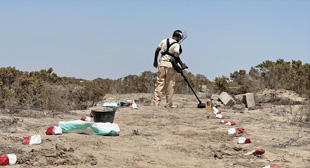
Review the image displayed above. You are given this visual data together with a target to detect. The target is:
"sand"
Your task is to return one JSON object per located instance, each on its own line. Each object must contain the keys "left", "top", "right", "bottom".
{"left": 1, "top": 93, "right": 310, "bottom": 168}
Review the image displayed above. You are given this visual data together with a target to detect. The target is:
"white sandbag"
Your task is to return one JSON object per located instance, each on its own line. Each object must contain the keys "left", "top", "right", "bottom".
{"left": 59, "top": 120, "right": 120, "bottom": 136}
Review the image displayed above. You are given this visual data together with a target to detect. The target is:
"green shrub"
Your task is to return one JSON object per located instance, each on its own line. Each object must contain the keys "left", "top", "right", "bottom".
{"left": 214, "top": 76, "right": 229, "bottom": 92}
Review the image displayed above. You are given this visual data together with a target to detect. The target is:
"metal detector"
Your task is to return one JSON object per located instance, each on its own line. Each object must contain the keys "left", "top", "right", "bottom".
{"left": 170, "top": 57, "right": 206, "bottom": 108}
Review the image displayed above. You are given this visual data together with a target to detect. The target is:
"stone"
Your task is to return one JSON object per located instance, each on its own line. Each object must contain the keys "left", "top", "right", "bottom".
{"left": 219, "top": 92, "right": 236, "bottom": 106}
{"left": 242, "top": 93, "right": 255, "bottom": 108}
{"left": 54, "top": 158, "right": 65, "bottom": 165}
{"left": 211, "top": 94, "right": 220, "bottom": 101}
{"left": 55, "top": 144, "right": 66, "bottom": 151}
{"left": 232, "top": 104, "right": 245, "bottom": 113}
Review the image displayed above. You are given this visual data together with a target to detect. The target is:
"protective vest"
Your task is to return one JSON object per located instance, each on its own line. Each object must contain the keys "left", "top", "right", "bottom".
{"left": 161, "top": 38, "right": 182, "bottom": 57}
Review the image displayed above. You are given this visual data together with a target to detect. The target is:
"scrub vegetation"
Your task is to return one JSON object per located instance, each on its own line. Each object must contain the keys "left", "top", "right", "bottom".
{"left": 0, "top": 59, "right": 309, "bottom": 113}
{"left": 215, "top": 59, "right": 310, "bottom": 98}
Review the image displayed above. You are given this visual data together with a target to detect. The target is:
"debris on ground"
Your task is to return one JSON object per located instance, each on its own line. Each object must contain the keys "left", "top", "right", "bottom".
{"left": 103, "top": 100, "right": 138, "bottom": 109}
{"left": 102, "top": 101, "right": 118, "bottom": 108}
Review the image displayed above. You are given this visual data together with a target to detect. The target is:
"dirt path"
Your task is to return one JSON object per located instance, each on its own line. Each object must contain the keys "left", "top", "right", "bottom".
{"left": 1, "top": 93, "right": 309, "bottom": 167}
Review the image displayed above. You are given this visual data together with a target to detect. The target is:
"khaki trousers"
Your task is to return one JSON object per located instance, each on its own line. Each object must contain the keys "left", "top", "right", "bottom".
{"left": 154, "top": 66, "right": 177, "bottom": 106}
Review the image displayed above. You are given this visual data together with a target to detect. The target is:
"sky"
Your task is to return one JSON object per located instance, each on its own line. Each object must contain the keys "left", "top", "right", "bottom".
{"left": 0, "top": 0, "right": 309, "bottom": 81}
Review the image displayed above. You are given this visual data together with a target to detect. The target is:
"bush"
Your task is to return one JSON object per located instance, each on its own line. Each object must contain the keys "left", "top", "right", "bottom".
{"left": 0, "top": 67, "right": 110, "bottom": 113}
{"left": 249, "top": 59, "right": 310, "bottom": 98}
{"left": 214, "top": 76, "right": 229, "bottom": 92}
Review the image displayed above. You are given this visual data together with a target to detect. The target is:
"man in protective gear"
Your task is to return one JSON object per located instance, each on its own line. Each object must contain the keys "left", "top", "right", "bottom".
{"left": 153, "top": 30, "right": 187, "bottom": 107}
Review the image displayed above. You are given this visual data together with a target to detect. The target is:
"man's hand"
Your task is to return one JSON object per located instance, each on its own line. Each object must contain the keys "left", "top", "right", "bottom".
{"left": 181, "top": 63, "right": 188, "bottom": 70}
{"left": 153, "top": 61, "right": 158, "bottom": 68}
{"left": 153, "top": 48, "right": 160, "bottom": 68}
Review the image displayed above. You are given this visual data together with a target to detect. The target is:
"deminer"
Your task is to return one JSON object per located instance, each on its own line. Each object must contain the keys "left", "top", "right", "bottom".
{"left": 153, "top": 30, "right": 187, "bottom": 108}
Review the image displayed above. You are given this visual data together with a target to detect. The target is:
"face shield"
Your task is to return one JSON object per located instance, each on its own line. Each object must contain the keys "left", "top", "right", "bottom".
{"left": 178, "top": 31, "right": 187, "bottom": 44}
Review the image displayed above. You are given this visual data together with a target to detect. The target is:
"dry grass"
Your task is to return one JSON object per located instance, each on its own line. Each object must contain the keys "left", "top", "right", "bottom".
{"left": 271, "top": 105, "right": 310, "bottom": 126}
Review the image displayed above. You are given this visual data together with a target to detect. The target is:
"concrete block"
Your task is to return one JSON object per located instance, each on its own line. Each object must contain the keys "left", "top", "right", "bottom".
{"left": 243, "top": 93, "right": 255, "bottom": 108}
{"left": 219, "top": 92, "right": 236, "bottom": 106}
{"left": 200, "top": 85, "right": 207, "bottom": 92}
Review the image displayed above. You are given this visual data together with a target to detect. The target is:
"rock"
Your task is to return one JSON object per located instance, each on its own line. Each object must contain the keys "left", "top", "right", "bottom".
{"left": 248, "top": 107, "right": 256, "bottom": 110}
{"left": 90, "top": 160, "right": 97, "bottom": 166}
{"left": 85, "top": 155, "right": 97, "bottom": 166}
{"left": 45, "top": 153, "right": 57, "bottom": 158}
{"left": 211, "top": 94, "right": 220, "bottom": 101}
{"left": 55, "top": 144, "right": 66, "bottom": 151}
{"left": 67, "top": 147, "right": 74, "bottom": 152}
{"left": 211, "top": 100, "right": 221, "bottom": 107}
{"left": 234, "top": 147, "right": 242, "bottom": 151}
{"left": 214, "top": 151, "right": 223, "bottom": 159}
{"left": 38, "top": 158, "right": 48, "bottom": 166}
{"left": 54, "top": 158, "right": 65, "bottom": 165}
{"left": 232, "top": 104, "right": 245, "bottom": 112}
{"left": 234, "top": 94, "right": 243, "bottom": 102}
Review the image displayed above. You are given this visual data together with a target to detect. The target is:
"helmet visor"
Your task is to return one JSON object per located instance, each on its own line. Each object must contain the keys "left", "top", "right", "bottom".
{"left": 178, "top": 31, "right": 187, "bottom": 43}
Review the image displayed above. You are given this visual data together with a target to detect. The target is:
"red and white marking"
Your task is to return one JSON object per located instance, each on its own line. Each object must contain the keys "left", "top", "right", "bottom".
{"left": 22, "top": 135, "right": 42, "bottom": 145}
{"left": 46, "top": 126, "right": 63, "bottom": 135}
{"left": 0, "top": 154, "right": 16, "bottom": 165}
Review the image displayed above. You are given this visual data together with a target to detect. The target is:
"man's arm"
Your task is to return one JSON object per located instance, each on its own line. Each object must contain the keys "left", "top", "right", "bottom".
{"left": 153, "top": 47, "right": 161, "bottom": 68}
{"left": 173, "top": 52, "right": 187, "bottom": 69}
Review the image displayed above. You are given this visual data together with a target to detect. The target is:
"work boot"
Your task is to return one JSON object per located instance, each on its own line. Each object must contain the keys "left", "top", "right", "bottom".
{"left": 152, "top": 99, "right": 160, "bottom": 107}
{"left": 164, "top": 105, "right": 177, "bottom": 108}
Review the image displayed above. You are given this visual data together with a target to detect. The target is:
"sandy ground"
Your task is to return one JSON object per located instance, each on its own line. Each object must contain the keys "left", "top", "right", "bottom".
{"left": 1, "top": 92, "right": 310, "bottom": 168}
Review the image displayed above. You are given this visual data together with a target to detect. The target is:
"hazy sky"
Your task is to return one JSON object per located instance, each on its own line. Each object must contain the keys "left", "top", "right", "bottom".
{"left": 1, "top": 0, "right": 309, "bottom": 81}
